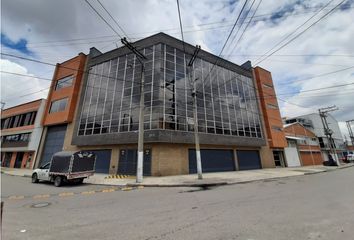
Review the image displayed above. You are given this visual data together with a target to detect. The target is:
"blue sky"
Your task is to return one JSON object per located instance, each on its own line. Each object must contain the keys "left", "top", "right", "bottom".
{"left": 1, "top": 33, "right": 33, "bottom": 55}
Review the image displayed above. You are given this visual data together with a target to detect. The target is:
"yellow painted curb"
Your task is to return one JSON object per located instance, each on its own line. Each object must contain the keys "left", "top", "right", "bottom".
{"left": 102, "top": 188, "right": 115, "bottom": 193}
{"left": 33, "top": 194, "right": 50, "bottom": 199}
{"left": 59, "top": 192, "right": 74, "bottom": 197}
{"left": 137, "top": 186, "right": 144, "bottom": 189}
{"left": 105, "top": 175, "right": 135, "bottom": 179}
{"left": 8, "top": 195, "right": 25, "bottom": 200}
{"left": 81, "top": 191, "right": 95, "bottom": 195}
{"left": 121, "top": 187, "right": 133, "bottom": 191}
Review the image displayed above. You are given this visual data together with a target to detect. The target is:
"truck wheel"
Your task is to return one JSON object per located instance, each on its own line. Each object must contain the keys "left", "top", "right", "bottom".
{"left": 32, "top": 173, "right": 39, "bottom": 183}
{"left": 54, "top": 176, "right": 62, "bottom": 187}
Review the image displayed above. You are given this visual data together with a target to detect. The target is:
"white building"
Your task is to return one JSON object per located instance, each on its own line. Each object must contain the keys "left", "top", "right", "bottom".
{"left": 284, "top": 113, "right": 345, "bottom": 161}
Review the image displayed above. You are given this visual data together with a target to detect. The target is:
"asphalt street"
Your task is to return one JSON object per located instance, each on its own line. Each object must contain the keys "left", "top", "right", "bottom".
{"left": 1, "top": 167, "right": 354, "bottom": 240}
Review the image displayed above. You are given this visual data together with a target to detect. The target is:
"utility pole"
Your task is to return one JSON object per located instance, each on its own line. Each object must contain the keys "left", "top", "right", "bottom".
{"left": 0, "top": 101, "right": 5, "bottom": 110}
{"left": 319, "top": 106, "right": 340, "bottom": 166}
{"left": 346, "top": 120, "right": 354, "bottom": 146}
{"left": 187, "top": 45, "right": 202, "bottom": 179}
{"left": 121, "top": 37, "right": 147, "bottom": 183}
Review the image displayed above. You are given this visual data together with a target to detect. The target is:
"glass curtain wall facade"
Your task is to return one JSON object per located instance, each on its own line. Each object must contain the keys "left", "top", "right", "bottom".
{"left": 78, "top": 44, "right": 262, "bottom": 139}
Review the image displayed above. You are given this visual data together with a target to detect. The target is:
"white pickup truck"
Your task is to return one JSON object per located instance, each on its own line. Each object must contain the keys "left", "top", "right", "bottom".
{"left": 32, "top": 151, "right": 96, "bottom": 187}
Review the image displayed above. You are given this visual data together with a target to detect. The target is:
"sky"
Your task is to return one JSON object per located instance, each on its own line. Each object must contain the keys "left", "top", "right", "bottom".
{"left": 1, "top": 0, "right": 354, "bottom": 140}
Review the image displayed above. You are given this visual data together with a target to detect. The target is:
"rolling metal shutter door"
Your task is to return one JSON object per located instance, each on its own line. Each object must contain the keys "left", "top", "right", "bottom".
{"left": 90, "top": 150, "right": 111, "bottom": 174}
{"left": 118, "top": 149, "right": 151, "bottom": 176}
{"left": 189, "top": 149, "right": 235, "bottom": 173}
{"left": 40, "top": 125, "right": 67, "bottom": 166}
{"left": 237, "top": 150, "right": 262, "bottom": 170}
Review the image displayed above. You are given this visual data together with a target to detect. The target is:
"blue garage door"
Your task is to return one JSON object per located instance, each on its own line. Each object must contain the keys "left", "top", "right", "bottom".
{"left": 237, "top": 150, "right": 262, "bottom": 170}
{"left": 40, "top": 125, "right": 67, "bottom": 166}
{"left": 90, "top": 150, "right": 111, "bottom": 174}
{"left": 189, "top": 149, "right": 235, "bottom": 173}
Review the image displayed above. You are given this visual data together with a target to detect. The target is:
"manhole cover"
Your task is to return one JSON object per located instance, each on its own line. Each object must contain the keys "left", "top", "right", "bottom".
{"left": 31, "top": 202, "right": 51, "bottom": 208}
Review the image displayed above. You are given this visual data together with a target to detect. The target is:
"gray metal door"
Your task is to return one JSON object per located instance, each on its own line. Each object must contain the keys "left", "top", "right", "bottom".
{"left": 118, "top": 149, "right": 151, "bottom": 176}
{"left": 237, "top": 150, "right": 261, "bottom": 170}
{"left": 189, "top": 149, "right": 235, "bottom": 173}
{"left": 39, "top": 125, "right": 67, "bottom": 166}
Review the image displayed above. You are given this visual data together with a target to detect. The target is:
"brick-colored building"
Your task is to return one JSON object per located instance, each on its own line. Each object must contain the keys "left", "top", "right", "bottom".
{"left": 1, "top": 99, "right": 46, "bottom": 169}
{"left": 254, "top": 67, "right": 288, "bottom": 167}
{"left": 284, "top": 122, "right": 323, "bottom": 166}
{"left": 35, "top": 53, "right": 87, "bottom": 169}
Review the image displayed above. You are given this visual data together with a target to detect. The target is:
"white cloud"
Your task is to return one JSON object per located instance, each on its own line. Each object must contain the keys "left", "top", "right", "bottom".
{"left": 0, "top": 59, "right": 49, "bottom": 107}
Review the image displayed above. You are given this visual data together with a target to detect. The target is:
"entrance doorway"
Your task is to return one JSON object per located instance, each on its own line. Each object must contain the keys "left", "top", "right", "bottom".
{"left": 14, "top": 152, "right": 24, "bottom": 168}
{"left": 273, "top": 150, "right": 286, "bottom": 167}
{"left": 3, "top": 152, "right": 12, "bottom": 167}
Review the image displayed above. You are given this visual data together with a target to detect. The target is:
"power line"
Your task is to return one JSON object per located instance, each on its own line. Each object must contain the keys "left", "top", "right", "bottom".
{"left": 1, "top": 52, "right": 140, "bottom": 86}
{"left": 25, "top": 4, "right": 353, "bottom": 47}
{"left": 0, "top": 71, "right": 52, "bottom": 81}
{"left": 197, "top": 0, "right": 249, "bottom": 94}
{"left": 219, "top": 0, "right": 249, "bottom": 57}
{"left": 199, "top": 82, "right": 354, "bottom": 100}
{"left": 255, "top": 0, "right": 346, "bottom": 65}
{"left": 3, "top": 51, "right": 353, "bottom": 104}
{"left": 229, "top": 54, "right": 354, "bottom": 58}
{"left": 276, "top": 65, "right": 354, "bottom": 86}
{"left": 227, "top": 0, "right": 263, "bottom": 58}
{"left": 253, "top": 58, "right": 352, "bottom": 67}
{"left": 84, "top": 0, "right": 123, "bottom": 39}
{"left": 96, "top": 0, "right": 131, "bottom": 41}
{"left": 3, "top": 68, "right": 353, "bottom": 103}
{"left": 226, "top": 0, "right": 256, "bottom": 57}
{"left": 253, "top": 0, "right": 335, "bottom": 64}
{"left": 0, "top": 52, "right": 146, "bottom": 101}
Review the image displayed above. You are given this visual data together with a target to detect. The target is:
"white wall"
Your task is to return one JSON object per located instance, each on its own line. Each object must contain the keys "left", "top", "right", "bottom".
{"left": 28, "top": 99, "right": 46, "bottom": 151}
{"left": 284, "top": 146, "right": 301, "bottom": 167}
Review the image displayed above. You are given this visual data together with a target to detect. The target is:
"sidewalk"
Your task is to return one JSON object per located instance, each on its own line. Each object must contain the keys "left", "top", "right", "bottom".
{"left": 2, "top": 163, "right": 353, "bottom": 187}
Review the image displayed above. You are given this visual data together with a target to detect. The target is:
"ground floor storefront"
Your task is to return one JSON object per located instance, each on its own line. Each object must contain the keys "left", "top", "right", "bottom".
{"left": 59, "top": 143, "right": 274, "bottom": 176}
{"left": 1, "top": 151, "right": 35, "bottom": 169}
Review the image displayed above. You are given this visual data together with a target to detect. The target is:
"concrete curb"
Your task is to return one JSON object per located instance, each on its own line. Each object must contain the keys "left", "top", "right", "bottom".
{"left": 2, "top": 163, "right": 353, "bottom": 188}
{"left": 303, "top": 170, "right": 327, "bottom": 175}
{"left": 127, "top": 181, "right": 228, "bottom": 188}
{"left": 1, "top": 172, "right": 31, "bottom": 178}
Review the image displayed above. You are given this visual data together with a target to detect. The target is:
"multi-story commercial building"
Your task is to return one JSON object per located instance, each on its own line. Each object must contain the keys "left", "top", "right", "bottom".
{"left": 283, "top": 122, "right": 323, "bottom": 166}
{"left": 284, "top": 113, "right": 346, "bottom": 161}
{"left": 1, "top": 99, "right": 46, "bottom": 168}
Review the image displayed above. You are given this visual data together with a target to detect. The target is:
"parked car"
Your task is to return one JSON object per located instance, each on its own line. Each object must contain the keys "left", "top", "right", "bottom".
{"left": 347, "top": 153, "right": 354, "bottom": 162}
{"left": 32, "top": 151, "right": 96, "bottom": 187}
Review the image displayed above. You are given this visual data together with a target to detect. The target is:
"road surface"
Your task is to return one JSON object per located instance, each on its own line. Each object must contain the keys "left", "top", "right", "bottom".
{"left": 1, "top": 167, "right": 354, "bottom": 240}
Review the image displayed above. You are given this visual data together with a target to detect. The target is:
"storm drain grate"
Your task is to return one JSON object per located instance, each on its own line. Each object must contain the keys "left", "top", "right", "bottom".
{"left": 31, "top": 202, "right": 51, "bottom": 208}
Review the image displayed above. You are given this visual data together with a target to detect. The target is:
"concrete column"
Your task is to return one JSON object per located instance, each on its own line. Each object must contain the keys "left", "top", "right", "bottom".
{"left": 109, "top": 147, "right": 119, "bottom": 175}
{"left": 259, "top": 146, "right": 275, "bottom": 168}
